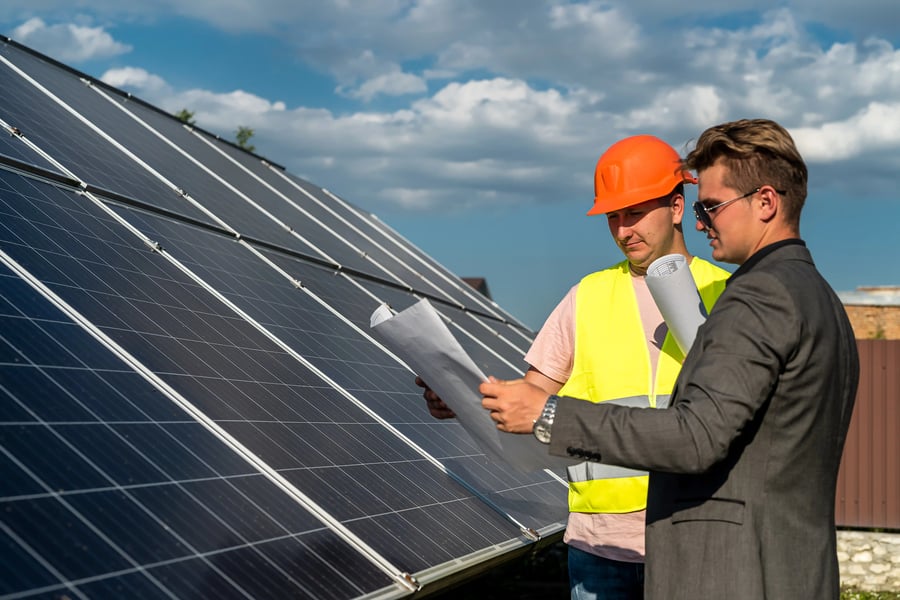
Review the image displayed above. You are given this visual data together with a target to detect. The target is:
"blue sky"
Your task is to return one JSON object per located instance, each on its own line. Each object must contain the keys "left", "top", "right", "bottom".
{"left": 1, "top": 1, "right": 899, "bottom": 330}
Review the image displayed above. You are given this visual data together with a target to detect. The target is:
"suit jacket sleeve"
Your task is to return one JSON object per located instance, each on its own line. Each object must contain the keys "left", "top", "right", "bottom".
{"left": 548, "top": 268, "right": 800, "bottom": 474}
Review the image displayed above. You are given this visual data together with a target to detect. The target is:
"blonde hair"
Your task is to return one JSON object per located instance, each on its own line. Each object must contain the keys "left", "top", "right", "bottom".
{"left": 684, "top": 119, "right": 807, "bottom": 227}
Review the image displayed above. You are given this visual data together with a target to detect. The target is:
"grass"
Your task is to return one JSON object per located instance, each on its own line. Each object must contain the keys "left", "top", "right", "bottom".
{"left": 841, "top": 591, "right": 900, "bottom": 600}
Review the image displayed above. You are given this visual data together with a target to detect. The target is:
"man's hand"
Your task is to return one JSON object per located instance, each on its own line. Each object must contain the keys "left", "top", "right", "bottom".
{"left": 415, "top": 376, "right": 456, "bottom": 419}
{"left": 480, "top": 377, "right": 550, "bottom": 434}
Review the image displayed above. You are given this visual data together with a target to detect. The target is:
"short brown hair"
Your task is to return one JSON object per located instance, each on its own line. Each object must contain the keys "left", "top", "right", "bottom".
{"left": 683, "top": 119, "right": 808, "bottom": 226}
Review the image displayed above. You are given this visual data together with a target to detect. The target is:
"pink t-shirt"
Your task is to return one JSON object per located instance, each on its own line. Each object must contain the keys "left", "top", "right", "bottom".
{"left": 524, "top": 272, "right": 666, "bottom": 563}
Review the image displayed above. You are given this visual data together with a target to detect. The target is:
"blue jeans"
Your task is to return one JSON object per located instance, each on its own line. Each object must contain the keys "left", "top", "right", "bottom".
{"left": 568, "top": 546, "right": 644, "bottom": 600}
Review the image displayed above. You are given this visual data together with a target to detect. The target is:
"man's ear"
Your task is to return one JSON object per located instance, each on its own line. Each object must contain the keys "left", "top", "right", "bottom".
{"left": 757, "top": 186, "right": 779, "bottom": 222}
{"left": 670, "top": 193, "right": 685, "bottom": 225}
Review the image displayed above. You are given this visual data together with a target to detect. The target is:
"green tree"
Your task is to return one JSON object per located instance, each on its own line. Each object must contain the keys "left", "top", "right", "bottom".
{"left": 235, "top": 126, "right": 256, "bottom": 152}
{"left": 174, "top": 108, "right": 196, "bottom": 126}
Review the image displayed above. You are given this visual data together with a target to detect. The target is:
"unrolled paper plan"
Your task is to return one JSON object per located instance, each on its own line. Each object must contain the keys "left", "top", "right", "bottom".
{"left": 370, "top": 298, "right": 576, "bottom": 473}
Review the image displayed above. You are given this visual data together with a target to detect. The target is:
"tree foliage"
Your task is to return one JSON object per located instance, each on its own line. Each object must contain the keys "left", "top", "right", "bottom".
{"left": 235, "top": 126, "right": 256, "bottom": 152}
{"left": 174, "top": 108, "right": 196, "bottom": 126}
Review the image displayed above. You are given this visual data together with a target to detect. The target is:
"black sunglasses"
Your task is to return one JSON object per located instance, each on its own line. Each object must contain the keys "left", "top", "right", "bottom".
{"left": 692, "top": 187, "right": 786, "bottom": 229}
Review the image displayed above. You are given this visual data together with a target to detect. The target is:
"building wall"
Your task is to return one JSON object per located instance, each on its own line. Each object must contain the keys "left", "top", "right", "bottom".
{"left": 838, "top": 530, "right": 900, "bottom": 592}
{"left": 844, "top": 305, "right": 900, "bottom": 340}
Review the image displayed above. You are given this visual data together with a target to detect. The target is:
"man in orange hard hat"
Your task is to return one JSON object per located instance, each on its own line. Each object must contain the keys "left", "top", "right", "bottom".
{"left": 420, "top": 134, "right": 730, "bottom": 599}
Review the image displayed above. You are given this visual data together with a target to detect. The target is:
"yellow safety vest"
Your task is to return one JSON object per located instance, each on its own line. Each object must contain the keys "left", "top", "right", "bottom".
{"left": 559, "top": 257, "right": 729, "bottom": 513}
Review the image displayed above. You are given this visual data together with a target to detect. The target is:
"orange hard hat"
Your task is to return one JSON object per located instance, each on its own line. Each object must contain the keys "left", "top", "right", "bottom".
{"left": 587, "top": 134, "right": 697, "bottom": 215}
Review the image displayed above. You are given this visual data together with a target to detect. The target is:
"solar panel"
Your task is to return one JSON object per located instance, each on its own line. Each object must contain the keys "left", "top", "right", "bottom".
{"left": 101, "top": 198, "right": 565, "bottom": 519}
{"left": 0, "top": 35, "right": 568, "bottom": 598}
{"left": 0, "top": 44, "right": 215, "bottom": 226}
{"left": 0, "top": 129, "right": 63, "bottom": 175}
{"left": 0, "top": 264, "right": 396, "bottom": 598}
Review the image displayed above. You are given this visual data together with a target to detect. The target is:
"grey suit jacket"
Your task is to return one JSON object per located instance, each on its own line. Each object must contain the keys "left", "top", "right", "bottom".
{"left": 549, "top": 242, "right": 859, "bottom": 600}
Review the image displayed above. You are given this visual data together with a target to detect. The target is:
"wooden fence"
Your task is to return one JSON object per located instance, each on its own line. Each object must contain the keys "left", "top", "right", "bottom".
{"left": 835, "top": 339, "right": 900, "bottom": 530}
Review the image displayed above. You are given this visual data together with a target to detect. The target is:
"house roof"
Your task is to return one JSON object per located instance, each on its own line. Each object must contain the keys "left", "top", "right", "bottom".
{"left": 838, "top": 286, "right": 900, "bottom": 306}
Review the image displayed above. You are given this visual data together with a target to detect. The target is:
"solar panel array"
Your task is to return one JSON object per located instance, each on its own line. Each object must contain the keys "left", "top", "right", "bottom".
{"left": 0, "top": 37, "right": 569, "bottom": 599}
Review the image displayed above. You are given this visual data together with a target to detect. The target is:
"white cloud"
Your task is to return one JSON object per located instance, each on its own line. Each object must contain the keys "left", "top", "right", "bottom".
{"left": 622, "top": 85, "right": 725, "bottom": 134}
{"left": 415, "top": 78, "right": 574, "bottom": 130}
{"left": 380, "top": 186, "right": 441, "bottom": 210}
{"left": 344, "top": 70, "right": 427, "bottom": 102}
{"left": 162, "top": 89, "right": 287, "bottom": 133}
{"left": 547, "top": 1, "right": 640, "bottom": 58}
{"left": 793, "top": 102, "right": 900, "bottom": 162}
{"left": 11, "top": 17, "right": 130, "bottom": 63}
{"left": 101, "top": 67, "right": 168, "bottom": 95}
{"left": 99, "top": 67, "right": 291, "bottom": 136}
{"left": 3, "top": 2, "right": 900, "bottom": 213}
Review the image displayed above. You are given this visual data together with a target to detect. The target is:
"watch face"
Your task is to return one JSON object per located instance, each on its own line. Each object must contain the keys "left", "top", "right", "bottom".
{"left": 533, "top": 422, "right": 551, "bottom": 444}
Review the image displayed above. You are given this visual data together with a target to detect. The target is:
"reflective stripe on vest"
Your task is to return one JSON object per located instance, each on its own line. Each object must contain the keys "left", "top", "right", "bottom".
{"left": 559, "top": 258, "right": 729, "bottom": 514}
{"left": 566, "top": 395, "right": 668, "bottom": 481}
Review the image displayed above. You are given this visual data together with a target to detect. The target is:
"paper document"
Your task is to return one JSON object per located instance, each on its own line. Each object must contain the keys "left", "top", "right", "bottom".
{"left": 645, "top": 254, "right": 708, "bottom": 354}
{"left": 370, "top": 298, "right": 576, "bottom": 472}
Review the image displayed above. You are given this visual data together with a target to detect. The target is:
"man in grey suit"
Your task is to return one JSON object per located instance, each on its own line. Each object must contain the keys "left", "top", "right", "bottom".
{"left": 481, "top": 118, "right": 859, "bottom": 599}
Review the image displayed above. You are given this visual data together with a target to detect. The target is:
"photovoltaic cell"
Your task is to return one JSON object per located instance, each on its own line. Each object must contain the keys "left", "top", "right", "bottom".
{"left": 0, "top": 43, "right": 332, "bottom": 261}
{"left": 101, "top": 199, "right": 567, "bottom": 526}
{"left": 188, "top": 136, "right": 469, "bottom": 299}
{"left": 263, "top": 247, "right": 531, "bottom": 376}
{"left": 347, "top": 189, "right": 534, "bottom": 330}
{"left": 102, "top": 96, "right": 394, "bottom": 279}
{"left": 0, "top": 266, "right": 394, "bottom": 598}
{"left": 0, "top": 131, "right": 64, "bottom": 175}
{"left": 0, "top": 44, "right": 215, "bottom": 225}
{"left": 3, "top": 39, "right": 535, "bottom": 341}
{"left": 262, "top": 169, "right": 534, "bottom": 333}
{"left": 0, "top": 166, "right": 541, "bottom": 583}
{"left": 247, "top": 249, "right": 566, "bottom": 525}
{"left": 0, "top": 34, "right": 571, "bottom": 599}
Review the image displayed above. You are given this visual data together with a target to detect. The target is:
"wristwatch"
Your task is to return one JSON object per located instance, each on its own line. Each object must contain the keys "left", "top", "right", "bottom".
{"left": 532, "top": 396, "right": 558, "bottom": 444}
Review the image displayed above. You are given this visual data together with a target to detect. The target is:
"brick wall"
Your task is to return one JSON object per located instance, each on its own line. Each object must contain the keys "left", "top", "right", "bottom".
{"left": 844, "top": 305, "right": 900, "bottom": 340}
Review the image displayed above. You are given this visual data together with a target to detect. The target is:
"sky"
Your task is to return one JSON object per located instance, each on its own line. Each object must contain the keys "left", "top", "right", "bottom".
{"left": 1, "top": 1, "right": 899, "bottom": 330}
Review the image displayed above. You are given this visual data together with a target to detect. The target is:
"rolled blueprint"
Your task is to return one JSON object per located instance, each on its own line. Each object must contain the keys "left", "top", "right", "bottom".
{"left": 645, "top": 254, "right": 707, "bottom": 355}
